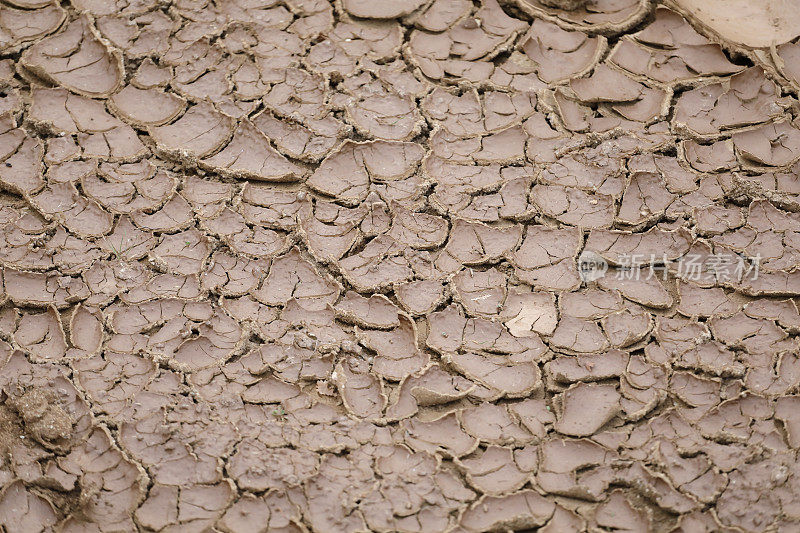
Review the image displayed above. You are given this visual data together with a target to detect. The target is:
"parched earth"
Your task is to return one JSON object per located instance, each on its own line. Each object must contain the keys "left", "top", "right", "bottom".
{"left": 2, "top": 0, "right": 800, "bottom": 531}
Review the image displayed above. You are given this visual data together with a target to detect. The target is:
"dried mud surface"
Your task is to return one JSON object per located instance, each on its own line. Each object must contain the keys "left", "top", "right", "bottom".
{"left": 1, "top": 0, "right": 800, "bottom": 532}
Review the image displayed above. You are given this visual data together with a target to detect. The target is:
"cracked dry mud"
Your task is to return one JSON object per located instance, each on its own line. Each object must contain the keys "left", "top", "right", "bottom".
{"left": 2, "top": 0, "right": 800, "bottom": 532}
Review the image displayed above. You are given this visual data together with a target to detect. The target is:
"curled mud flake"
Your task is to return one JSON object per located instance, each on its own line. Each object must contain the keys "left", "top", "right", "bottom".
{"left": 592, "top": 490, "right": 652, "bottom": 532}
{"left": 138, "top": 481, "right": 236, "bottom": 532}
{"left": 149, "top": 229, "right": 210, "bottom": 276}
{"left": 669, "top": 0, "right": 800, "bottom": 49}
{"left": 342, "top": 0, "right": 426, "bottom": 18}
{"left": 335, "top": 292, "right": 400, "bottom": 329}
{"left": 4, "top": 269, "right": 89, "bottom": 309}
{"left": 83, "top": 164, "right": 178, "bottom": 216}
{"left": 201, "top": 120, "right": 305, "bottom": 181}
{"left": 82, "top": 259, "right": 149, "bottom": 306}
{"left": 388, "top": 203, "right": 449, "bottom": 250}
{"left": 248, "top": 342, "right": 333, "bottom": 384}
{"left": 744, "top": 298, "right": 800, "bottom": 332}
{"left": 29, "top": 182, "right": 113, "bottom": 238}
{"left": 460, "top": 402, "right": 535, "bottom": 445}
{"left": 617, "top": 172, "right": 676, "bottom": 226}
{"left": 119, "top": 272, "right": 202, "bottom": 305}
{"left": 334, "top": 357, "right": 386, "bottom": 420}
{"left": 358, "top": 314, "right": 429, "bottom": 381}
{"left": 598, "top": 270, "right": 674, "bottom": 309}
{"left": 448, "top": 350, "right": 542, "bottom": 398}
{"left": 670, "top": 370, "right": 722, "bottom": 413}
{"left": 682, "top": 138, "right": 737, "bottom": 173}
{"left": 601, "top": 304, "right": 652, "bottom": 348}
{"left": 13, "top": 307, "right": 67, "bottom": 363}
{"left": 673, "top": 67, "right": 787, "bottom": 139}
{"left": 426, "top": 159, "right": 533, "bottom": 223}
{"left": 0, "top": 125, "right": 44, "bottom": 196}
{"left": 408, "top": 0, "right": 527, "bottom": 80}
{"left": 29, "top": 87, "right": 146, "bottom": 161}
{"left": 95, "top": 11, "right": 176, "bottom": 58}
{"left": 428, "top": 304, "right": 547, "bottom": 359}
{"left": 307, "top": 20, "right": 403, "bottom": 77}
{"left": 203, "top": 208, "right": 291, "bottom": 260}
{"left": 628, "top": 152, "right": 698, "bottom": 194}
{"left": 131, "top": 193, "right": 194, "bottom": 233}
{"left": 423, "top": 88, "right": 537, "bottom": 138}
{"left": 508, "top": 225, "right": 581, "bottom": 291}
{"left": 109, "top": 85, "right": 187, "bottom": 127}
{"left": 402, "top": 412, "right": 479, "bottom": 458}
{"left": 149, "top": 101, "right": 235, "bottom": 160}
{"left": 308, "top": 140, "right": 424, "bottom": 206}
{"left": 456, "top": 445, "right": 534, "bottom": 495}
{"left": 504, "top": 289, "right": 558, "bottom": 337}
{"left": 676, "top": 281, "right": 740, "bottom": 318}
{"left": 546, "top": 349, "right": 629, "bottom": 383}
{"left": 737, "top": 270, "right": 800, "bottom": 297}
{"left": 520, "top": 18, "right": 606, "bottom": 84}
{"left": 775, "top": 38, "right": 800, "bottom": 94}
{"left": 252, "top": 110, "right": 340, "bottom": 163}
{"left": 570, "top": 64, "right": 648, "bottom": 103}
{"left": 386, "top": 364, "right": 474, "bottom": 419}
{"left": 262, "top": 67, "right": 332, "bottom": 124}
{"left": 506, "top": 399, "right": 555, "bottom": 442}
{"left": 775, "top": 396, "right": 800, "bottom": 448}
{"left": 133, "top": 484, "right": 178, "bottom": 532}
{"left": 217, "top": 492, "right": 304, "bottom": 533}
{"left": 432, "top": 125, "right": 527, "bottom": 165}
{"left": 131, "top": 58, "right": 172, "bottom": 89}
{"left": 410, "top": 0, "right": 471, "bottom": 32}
{"left": 0, "top": 3, "right": 66, "bottom": 52}
{"left": 609, "top": 6, "right": 742, "bottom": 86}
{"left": 530, "top": 184, "right": 616, "bottom": 229}
{"left": 560, "top": 288, "right": 623, "bottom": 320}
{"left": 201, "top": 251, "right": 268, "bottom": 297}
{"left": 298, "top": 200, "right": 368, "bottom": 263}
{"left": 511, "top": 0, "right": 649, "bottom": 34}
{"left": 733, "top": 120, "right": 800, "bottom": 168}
{"left": 0, "top": 480, "right": 58, "bottom": 532}
{"left": 285, "top": 0, "right": 334, "bottom": 39}
{"left": 67, "top": 304, "right": 103, "bottom": 357}
{"left": 710, "top": 310, "right": 796, "bottom": 355}
{"left": 395, "top": 279, "right": 447, "bottom": 316}
{"left": 554, "top": 382, "right": 621, "bottom": 436}
{"left": 538, "top": 147, "right": 626, "bottom": 198}
{"left": 20, "top": 17, "right": 123, "bottom": 98}
{"left": 585, "top": 226, "right": 693, "bottom": 265}
{"left": 338, "top": 235, "right": 416, "bottom": 293}
{"left": 100, "top": 216, "right": 157, "bottom": 261}
{"left": 459, "top": 490, "right": 555, "bottom": 532}
{"left": 343, "top": 84, "right": 423, "bottom": 142}
{"left": 435, "top": 218, "right": 522, "bottom": 273}
{"left": 536, "top": 437, "right": 617, "bottom": 500}
{"left": 182, "top": 174, "right": 233, "bottom": 219}
{"left": 253, "top": 248, "right": 339, "bottom": 310}
{"left": 693, "top": 204, "right": 745, "bottom": 236}
{"left": 549, "top": 315, "right": 610, "bottom": 354}
{"left": 452, "top": 267, "right": 507, "bottom": 318}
